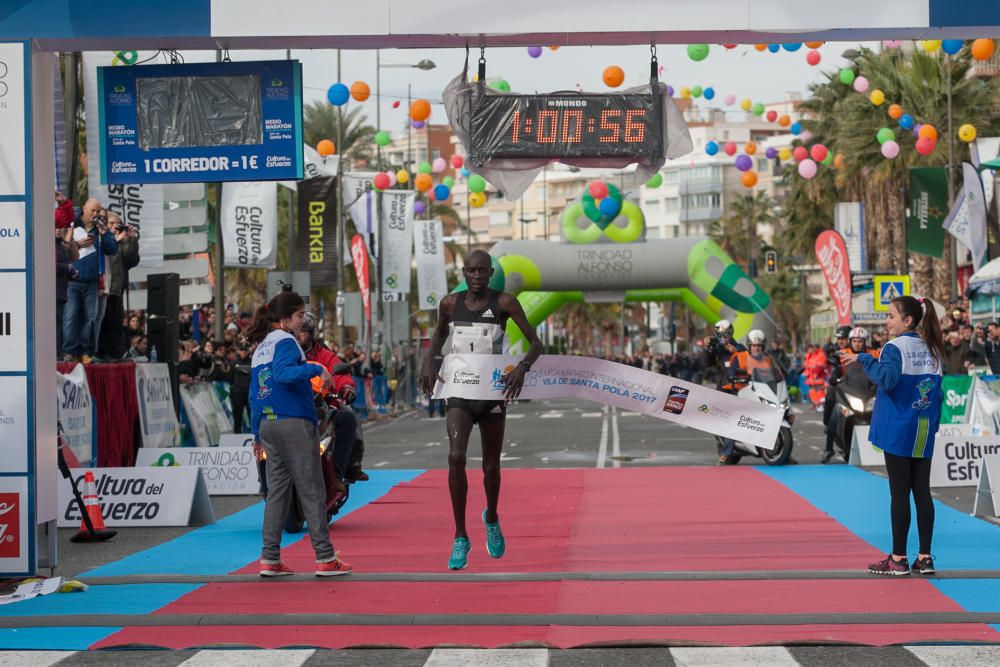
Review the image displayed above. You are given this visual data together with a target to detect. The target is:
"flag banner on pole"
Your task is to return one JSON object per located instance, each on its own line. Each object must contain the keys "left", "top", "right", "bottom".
{"left": 295, "top": 176, "right": 338, "bottom": 286}
{"left": 303, "top": 144, "right": 339, "bottom": 180}
{"left": 815, "top": 230, "right": 853, "bottom": 326}
{"left": 834, "top": 202, "right": 866, "bottom": 272}
{"left": 433, "top": 354, "right": 784, "bottom": 450}
{"left": 84, "top": 52, "right": 165, "bottom": 268}
{"left": 221, "top": 182, "right": 278, "bottom": 269}
{"left": 943, "top": 161, "right": 988, "bottom": 269}
{"left": 907, "top": 167, "right": 947, "bottom": 258}
{"left": 414, "top": 218, "right": 448, "bottom": 310}
{"left": 379, "top": 191, "right": 416, "bottom": 295}
{"left": 350, "top": 233, "right": 371, "bottom": 332}
{"left": 343, "top": 172, "right": 378, "bottom": 255}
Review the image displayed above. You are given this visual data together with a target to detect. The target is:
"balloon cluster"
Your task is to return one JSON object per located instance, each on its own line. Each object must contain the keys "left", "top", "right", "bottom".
{"left": 748, "top": 40, "right": 824, "bottom": 66}
{"left": 327, "top": 81, "right": 371, "bottom": 106}
{"left": 583, "top": 181, "right": 623, "bottom": 222}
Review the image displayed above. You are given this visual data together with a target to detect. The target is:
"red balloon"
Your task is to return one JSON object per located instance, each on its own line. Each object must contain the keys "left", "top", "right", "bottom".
{"left": 806, "top": 50, "right": 821, "bottom": 66}
{"left": 723, "top": 142, "right": 737, "bottom": 156}
{"left": 392, "top": 100, "right": 400, "bottom": 109}
{"left": 450, "top": 154, "right": 464, "bottom": 169}
{"left": 766, "top": 110, "right": 778, "bottom": 122}
{"left": 915, "top": 137, "right": 936, "bottom": 156}
{"left": 809, "top": 144, "right": 828, "bottom": 162}
{"left": 588, "top": 180, "right": 609, "bottom": 198}
{"left": 373, "top": 172, "right": 391, "bottom": 190}
{"left": 723, "top": 43, "right": 738, "bottom": 49}
{"left": 793, "top": 146, "right": 809, "bottom": 162}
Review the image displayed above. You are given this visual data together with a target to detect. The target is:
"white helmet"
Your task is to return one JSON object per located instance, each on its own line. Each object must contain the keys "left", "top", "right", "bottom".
{"left": 747, "top": 329, "right": 766, "bottom": 345}
{"left": 849, "top": 326, "right": 868, "bottom": 341}
{"left": 714, "top": 319, "right": 733, "bottom": 335}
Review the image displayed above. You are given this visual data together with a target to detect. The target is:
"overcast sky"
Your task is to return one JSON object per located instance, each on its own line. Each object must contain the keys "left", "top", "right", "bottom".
{"left": 182, "top": 40, "right": 877, "bottom": 135}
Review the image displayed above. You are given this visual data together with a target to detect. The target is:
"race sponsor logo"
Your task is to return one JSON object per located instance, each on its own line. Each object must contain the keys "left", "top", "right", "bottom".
{"left": 0, "top": 493, "right": 20, "bottom": 558}
{"left": 663, "top": 386, "right": 689, "bottom": 415}
{"left": 453, "top": 370, "right": 480, "bottom": 385}
{"left": 737, "top": 414, "right": 766, "bottom": 433}
{"left": 698, "top": 403, "right": 732, "bottom": 420}
{"left": 491, "top": 365, "right": 516, "bottom": 391}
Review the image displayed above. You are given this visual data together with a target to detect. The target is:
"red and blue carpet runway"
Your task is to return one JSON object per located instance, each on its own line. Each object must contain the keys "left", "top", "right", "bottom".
{"left": 2, "top": 466, "right": 999, "bottom": 649}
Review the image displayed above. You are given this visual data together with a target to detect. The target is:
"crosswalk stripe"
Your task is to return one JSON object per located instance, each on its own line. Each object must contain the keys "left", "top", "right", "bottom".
{"left": 670, "top": 646, "right": 799, "bottom": 667}
{"left": 906, "top": 645, "right": 1000, "bottom": 667}
{"left": 425, "top": 648, "right": 548, "bottom": 666}
{"left": 179, "top": 650, "right": 315, "bottom": 667}
{"left": 540, "top": 412, "right": 564, "bottom": 418}
{"left": 581, "top": 412, "right": 603, "bottom": 417}
{"left": 0, "top": 651, "right": 72, "bottom": 667}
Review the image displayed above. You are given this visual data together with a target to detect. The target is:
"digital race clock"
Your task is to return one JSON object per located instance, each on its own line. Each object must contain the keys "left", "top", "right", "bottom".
{"left": 469, "top": 90, "right": 664, "bottom": 165}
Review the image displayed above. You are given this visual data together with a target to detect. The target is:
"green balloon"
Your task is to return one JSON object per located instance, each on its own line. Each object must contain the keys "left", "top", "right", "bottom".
{"left": 468, "top": 174, "right": 487, "bottom": 193}
{"left": 442, "top": 176, "right": 455, "bottom": 187}
{"left": 691, "top": 85, "right": 703, "bottom": 98}
{"left": 645, "top": 172, "right": 664, "bottom": 188}
{"left": 418, "top": 161, "right": 432, "bottom": 174}
{"left": 374, "top": 130, "right": 391, "bottom": 147}
{"left": 876, "top": 127, "right": 896, "bottom": 144}
{"left": 488, "top": 78, "right": 511, "bottom": 92}
{"left": 839, "top": 68, "right": 856, "bottom": 85}
{"left": 751, "top": 102, "right": 765, "bottom": 116}
{"left": 687, "top": 44, "right": 710, "bottom": 62}
{"left": 821, "top": 151, "right": 834, "bottom": 165}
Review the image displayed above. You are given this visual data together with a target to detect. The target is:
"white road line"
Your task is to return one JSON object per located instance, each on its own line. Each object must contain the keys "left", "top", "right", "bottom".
{"left": 403, "top": 450, "right": 415, "bottom": 456}
{"left": 0, "top": 652, "right": 71, "bottom": 667}
{"left": 581, "top": 412, "right": 603, "bottom": 418}
{"left": 180, "top": 650, "right": 315, "bottom": 667}
{"left": 425, "top": 649, "right": 548, "bottom": 667}
{"left": 620, "top": 411, "right": 643, "bottom": 417}
{"left": 906, "top": 645, "right": 1000, "bottom": 667}
{"left": 596, "top": 404, "right": 609, "bottom": 468}
{"left": 670, "top": 646, "right": 798, "bottom": 667}
{"left": 374, "top": 461, "right": 388, "bottom": 467}
{"left": 540, "top": 412, "right": 564, "bottom": 418}
{"left": 611, "top": 406, "right": 621, "bottom": 468}
{"left": 425, "top": 442, "right": 441, "bottom": 447}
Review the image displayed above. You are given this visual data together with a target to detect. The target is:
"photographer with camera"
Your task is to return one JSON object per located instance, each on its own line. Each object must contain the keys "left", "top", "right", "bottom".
{"left": 702, "top": 319, "right": 747, "bottom": 464}
{"left": 63, "top": 200, "right": 118, "bottom": 362}
{"left": 821, "top": 326, "right": 853, "bottom": 427}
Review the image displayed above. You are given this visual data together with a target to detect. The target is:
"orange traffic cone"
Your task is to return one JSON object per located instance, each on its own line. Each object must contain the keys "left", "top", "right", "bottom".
{"left": 70, "top": 470, "right": 116, "bottom": 543}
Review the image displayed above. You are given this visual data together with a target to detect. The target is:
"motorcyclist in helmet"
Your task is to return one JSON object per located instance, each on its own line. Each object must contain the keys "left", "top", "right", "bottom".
{"left": 822, "top": 325, "right": 854, "bottom": 430}
{"left": 297, "top": 312, "right": 368, "bottom": 483}
{"left": 734, "top": 329, "right": 778, "bottom": 376}
{"left": 822, "top": 326, "right": 879, "bottom": 463}
{"left": 702, "top": 319, "right": 747, "bottom": 464}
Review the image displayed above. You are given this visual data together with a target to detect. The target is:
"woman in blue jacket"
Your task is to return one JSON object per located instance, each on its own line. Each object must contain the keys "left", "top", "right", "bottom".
{"left": 247, "top": 290, "right": 351, "bottom": 577}
{"left": 842, "top": 296, "right": 944, "bottom": 576}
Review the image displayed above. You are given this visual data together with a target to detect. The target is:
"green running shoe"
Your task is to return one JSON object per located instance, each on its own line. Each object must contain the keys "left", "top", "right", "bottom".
{"left": 448, "top": 537, "right": 470, "bottom": 570}
{"left": 483, "top": 510, "right": 506, "bottom": 558}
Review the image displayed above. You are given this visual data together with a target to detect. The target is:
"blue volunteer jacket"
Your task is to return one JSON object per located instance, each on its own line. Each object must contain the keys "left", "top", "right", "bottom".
{"left": 858, "top": 333, "right": 943, "bottom": 458}
{"left": 249, "top": 329, "right": 323, "bottom": 439}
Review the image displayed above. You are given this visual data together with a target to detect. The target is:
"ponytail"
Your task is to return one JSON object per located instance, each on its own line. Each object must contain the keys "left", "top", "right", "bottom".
{"left": 891, "top": 295, "right": 945, "bottom": 364}
{"left": 245, "top": 290, "right": 305, "bottom": 343}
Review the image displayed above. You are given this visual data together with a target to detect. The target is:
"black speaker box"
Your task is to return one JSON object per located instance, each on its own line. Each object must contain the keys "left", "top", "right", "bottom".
{"left": 147, "top": 273, "right": 180, "bottom": 318}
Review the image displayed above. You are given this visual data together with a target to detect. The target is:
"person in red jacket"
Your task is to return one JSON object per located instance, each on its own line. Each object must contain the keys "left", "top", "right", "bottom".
{"left": 297, "top": 313, "right": 368, "bottom": 483}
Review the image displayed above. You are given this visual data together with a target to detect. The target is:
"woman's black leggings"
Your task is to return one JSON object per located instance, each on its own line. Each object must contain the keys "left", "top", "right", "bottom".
{"left": 884, "top": 452, "right": 934, "bottom": 555}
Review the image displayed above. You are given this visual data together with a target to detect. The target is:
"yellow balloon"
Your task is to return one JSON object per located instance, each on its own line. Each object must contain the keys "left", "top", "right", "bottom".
{"left": 396, "top": 169, "right": 409, "bottom": 184}
{"left": 869, "top": 89, "right": 885, "bottom": 106}
{"left": 959, "top": 123, "right": 977, "bottom": 143}
{"left": 680, "top": 86, "right": 692, "bottom": 99}
{"left": 778, "top": 147, "right": 792, "bottom": 161}
{"left": 740, "top": 98, "right": 752, "bottom": 112}
{"left": 469, "top": 192, "right": 486, "bottom": 208}
{"left": 921, "top": 39, "right": 942, "bottom": 53}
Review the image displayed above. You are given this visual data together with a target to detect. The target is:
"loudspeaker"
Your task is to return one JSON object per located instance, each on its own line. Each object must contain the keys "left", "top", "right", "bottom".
{"left": 147, "top": 315, "right": 179, "bottom": 364}
{"left": 147, "top": 273, "right": 180, "bottom": 317}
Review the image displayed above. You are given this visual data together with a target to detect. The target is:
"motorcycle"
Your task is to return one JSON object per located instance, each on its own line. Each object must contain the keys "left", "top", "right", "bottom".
{"left": 829, "top": 377, "right": 876, "bottom": 462}
{"left": 716, "top": 366, "right": 795, "bottom": 466}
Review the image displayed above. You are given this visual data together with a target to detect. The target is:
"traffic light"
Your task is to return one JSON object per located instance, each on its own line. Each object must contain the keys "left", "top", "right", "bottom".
{"left": 765, "top": 250, "right": 778, "bottom": 274}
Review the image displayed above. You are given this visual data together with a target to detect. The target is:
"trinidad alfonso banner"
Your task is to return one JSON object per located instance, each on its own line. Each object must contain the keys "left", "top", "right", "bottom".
{"left": 434, "top": 354, "right": 784, "bottom": 450}
{"left": 815, "top": 230, "right": 853, "bottom": 326}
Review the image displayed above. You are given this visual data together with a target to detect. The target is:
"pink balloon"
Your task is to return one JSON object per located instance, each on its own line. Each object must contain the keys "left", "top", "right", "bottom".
{"left": 883, "top": 40, "right": 902, "bottom": 49}
{"left": 387, "top": 170, "right": 397, "bottom": 186}
{"left": 853, "top": 76, "right": 870, "bottom": 93}
{"left": 797, "top": 159, "right": 817, "bottom": 179}
{"left": 724, "top": 94, "right": 736, "bottom": 106}
{"left": 800, "top": 130, "right": 813, "bottom": 143}
{"left": 881, "top": 140, "right": 900, "bottom": 159}
{"left": 432, "top": 157, "right": 447, "bottom": 173}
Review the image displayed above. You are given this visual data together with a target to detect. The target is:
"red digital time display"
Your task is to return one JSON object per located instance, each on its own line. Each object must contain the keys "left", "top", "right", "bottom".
{"left": 469, "top": 92, "right": 663, "bottom": 164}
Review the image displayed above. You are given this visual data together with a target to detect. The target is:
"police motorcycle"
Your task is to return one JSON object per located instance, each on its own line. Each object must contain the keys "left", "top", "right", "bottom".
{"left": 828, "top": 327, "right": 877, "bottom": 461}
{"left": 716, "top": 330, "right": 795, "bottom": 466}
{"left": 257, "top": 362, "right": 353, "bottom": 534}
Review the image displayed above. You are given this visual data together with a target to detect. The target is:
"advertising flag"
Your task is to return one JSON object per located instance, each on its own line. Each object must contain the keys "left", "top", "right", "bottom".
{"left": 414, "top": 219, "right": 448, "bottom": 310}
{"left": 295, "top": 177, "right": 338, "bottom": 286}
{"left": 379, "top": 191, "right": 416, "bottom": 296}
{"left": 943, "top": 161, "right": 988, "bottom": 269}
{"left": 907, "top": 167, "right": 948, "bottom": 258}
{"left": 350, "top": 233, "right": 371, "bottom": 329}
{"left": 815, "top": 230, "right": 853, "bottom": 326}
{"left": 221, "top": 182, "right": 278, "bottom": 269}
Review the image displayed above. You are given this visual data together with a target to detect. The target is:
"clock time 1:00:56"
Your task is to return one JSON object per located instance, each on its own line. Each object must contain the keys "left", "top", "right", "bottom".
{"left": 510, "top": 108, "right": 649, "bottom": 145}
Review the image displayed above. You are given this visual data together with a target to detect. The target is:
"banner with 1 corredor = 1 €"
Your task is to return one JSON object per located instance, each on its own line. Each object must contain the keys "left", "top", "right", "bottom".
{"left": 433, "top": 354, "right": 784, "bottom": 450}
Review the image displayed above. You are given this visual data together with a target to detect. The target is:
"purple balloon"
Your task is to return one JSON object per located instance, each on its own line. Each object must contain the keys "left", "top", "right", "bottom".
{"left": 734, "top": 154, "right": 753, "bottom": 172}
{"left": 527, "top": 46, "right": 543, "bottom": 58}
{"left": 765, "top": 147, "right": 778, "bottom": 159}
{"left": 666, "top": 84, "right": 675, "bottom": 97}
{"left": 913, "top": 123, "right": 923, "bottom": 138}
{"left": 414, "top": 200, "right": 427, "bottom": 215}
{"left": 411, "top": 119, "right": 426, "bottom": 129}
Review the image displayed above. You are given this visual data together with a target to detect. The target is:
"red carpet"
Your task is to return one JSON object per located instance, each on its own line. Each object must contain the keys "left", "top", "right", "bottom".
{"left": 95, "top": 468, "right": 1000, "bottom": 648}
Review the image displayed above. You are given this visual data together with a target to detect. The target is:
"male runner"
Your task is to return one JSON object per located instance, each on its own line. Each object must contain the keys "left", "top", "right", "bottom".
{"left": 419, "top": 249, "right": 543, "bottom": 570}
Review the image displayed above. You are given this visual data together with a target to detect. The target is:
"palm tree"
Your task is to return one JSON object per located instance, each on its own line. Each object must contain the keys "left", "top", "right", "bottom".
{"left": 302, "top": 102, "right": 376, "bottom": 168}
{"left": 711, "top": 190, "right": 776, "bottom": 272}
